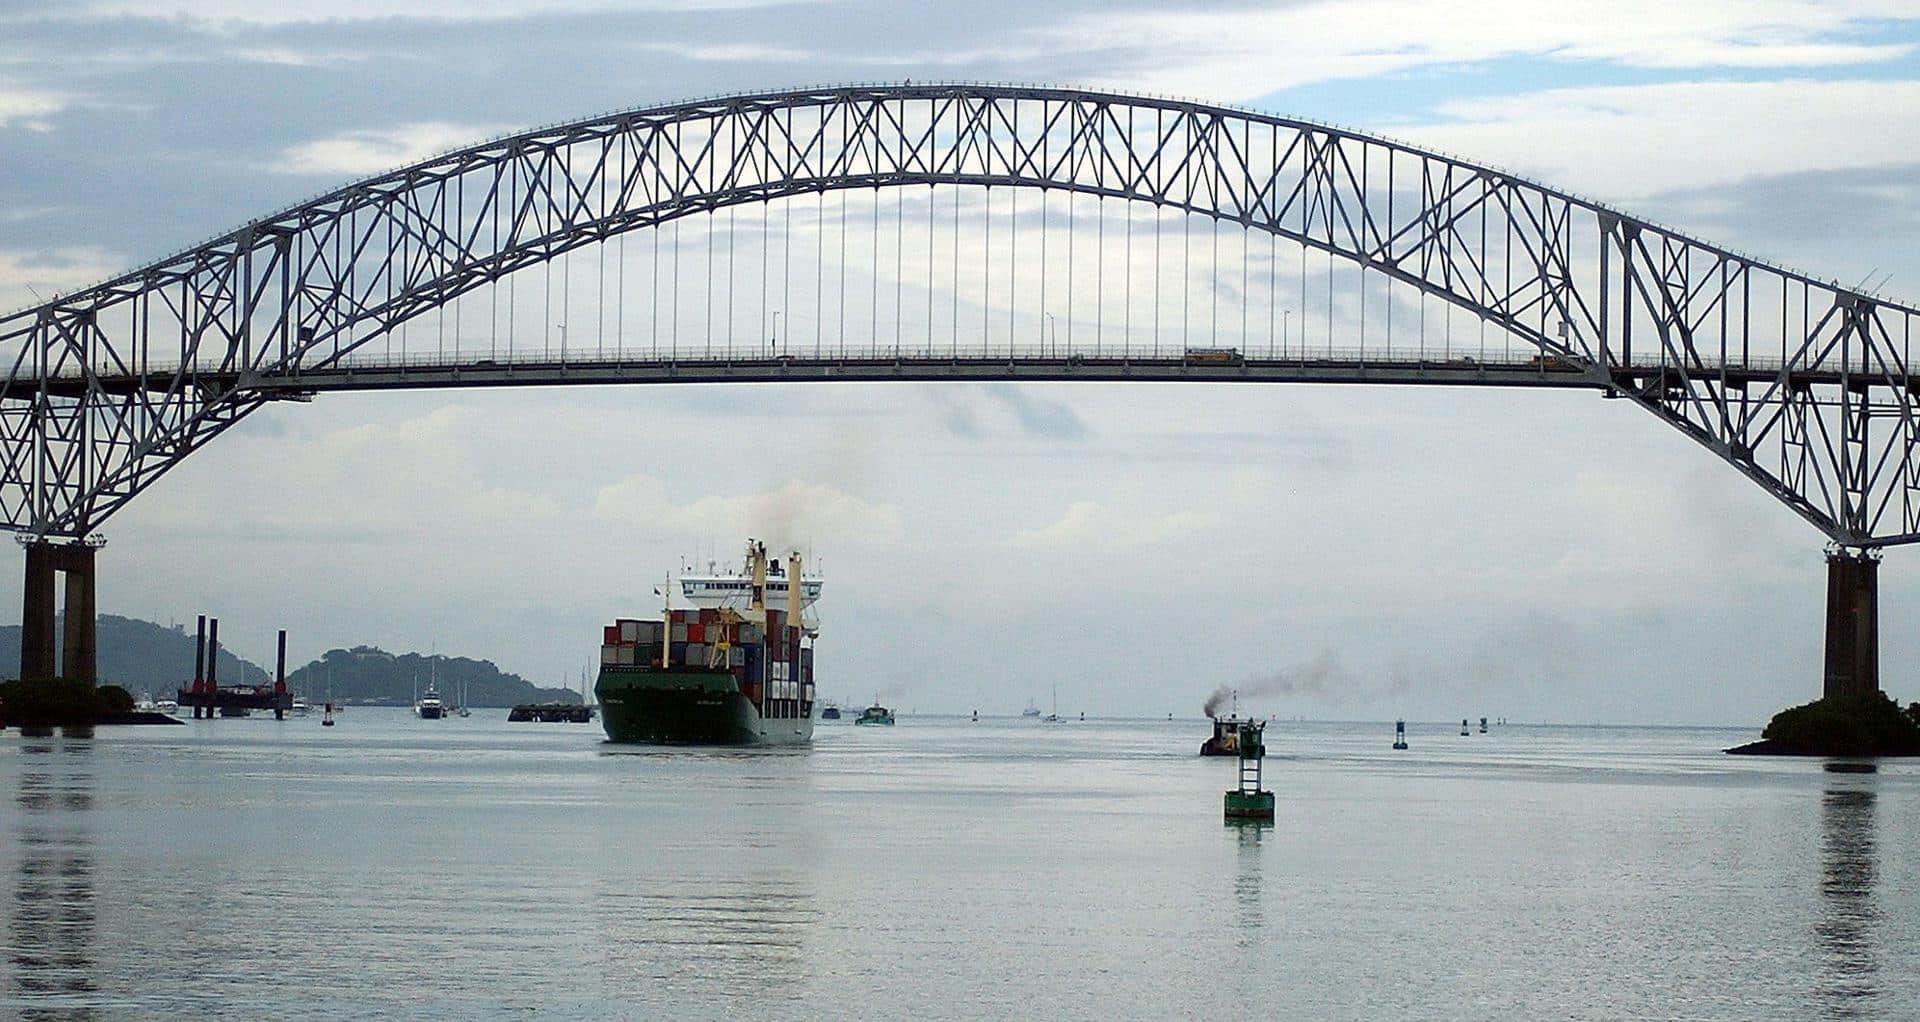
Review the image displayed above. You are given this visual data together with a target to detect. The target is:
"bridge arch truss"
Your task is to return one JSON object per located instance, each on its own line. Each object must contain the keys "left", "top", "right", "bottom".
{"left": 3, "top": 83, "right": 1918, "bottom": 545}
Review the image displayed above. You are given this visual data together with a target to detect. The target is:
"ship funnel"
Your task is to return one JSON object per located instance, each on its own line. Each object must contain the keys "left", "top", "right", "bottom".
{"left": 750, "top": 539, "right": 768, "bottom": 610}
{"left": 787, "top": 551, "right": 803, "bottom": 635}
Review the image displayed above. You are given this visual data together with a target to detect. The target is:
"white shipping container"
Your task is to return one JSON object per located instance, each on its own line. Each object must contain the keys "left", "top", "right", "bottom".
{"left": 619, "top": 620, "right": 640, "bottom": 643}
{"left": 616, "top": 645, "right": 637, "bottom": 666}
{"left": 601, "top": 645, "right": 619, "bottom": 665}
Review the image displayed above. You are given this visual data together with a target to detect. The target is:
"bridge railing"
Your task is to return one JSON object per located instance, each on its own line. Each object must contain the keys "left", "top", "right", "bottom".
{"left": 1, "top": 341, "right": 1850, "bottom": 382}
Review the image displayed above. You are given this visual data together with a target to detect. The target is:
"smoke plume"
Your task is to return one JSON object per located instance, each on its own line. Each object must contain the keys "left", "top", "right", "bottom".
{"left": 1204, "top": 652, "right": 1413, "bottom": 717}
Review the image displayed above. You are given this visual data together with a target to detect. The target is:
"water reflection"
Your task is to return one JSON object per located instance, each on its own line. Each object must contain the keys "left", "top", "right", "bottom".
{"left": 1815, "top": 783, "right": 1878, "bottom": 1019}
{"left": 1229, "top": 821, "right": 1266, "bottom": 953}
{"left": 8, "top": 740, "right": 99, "bottom": 1020}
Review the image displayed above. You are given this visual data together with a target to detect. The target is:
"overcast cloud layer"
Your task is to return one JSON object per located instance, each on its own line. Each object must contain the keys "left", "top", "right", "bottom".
{"left": 3, "top": 1, "right": 1919, "bottom": 724}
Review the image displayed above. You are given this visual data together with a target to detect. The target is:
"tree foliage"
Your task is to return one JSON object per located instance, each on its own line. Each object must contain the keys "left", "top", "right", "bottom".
{"left": 1760, "top": 692, "right": 1920, "bottom": 756}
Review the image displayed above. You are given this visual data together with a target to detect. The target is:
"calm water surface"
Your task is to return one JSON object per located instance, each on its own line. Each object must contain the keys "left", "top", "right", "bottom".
{"left": 1, "top": 713, "right": 1916, "bottom": 1020}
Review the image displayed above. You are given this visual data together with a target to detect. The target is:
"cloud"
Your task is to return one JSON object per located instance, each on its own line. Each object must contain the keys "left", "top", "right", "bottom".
{"left": 1056, "top": 0, "right": 1918, "bottom": 98}
{"left": 1008, "top": 500, "right": 1223, "bottom": 549}
{"left": 0, "top": 246, "right": 124, "bottom": 314}
{"left": 65, "top": 0, "right": 786, "bottom": 21}
{"left": 937, "top": 384, "right": 1090, "bottom": 440}
{"left": 0, "top": 85, "right": 64, "bottom": 129}
{"left": 1404, "top": 79, "right": 1920, "bottom": 200}
{"left": 591, "top": 475, "right": 904, "bottom": 552}
{"left": 273, "top": 121, "right": 499, "bottom": 176}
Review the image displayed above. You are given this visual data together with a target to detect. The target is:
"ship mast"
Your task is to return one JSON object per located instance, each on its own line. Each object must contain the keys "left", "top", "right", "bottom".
{"left": 660, "top": 570, "right": 672, "bottom": 668}
{"left": 749, "top": 539, "right": 768, "bottom": 613}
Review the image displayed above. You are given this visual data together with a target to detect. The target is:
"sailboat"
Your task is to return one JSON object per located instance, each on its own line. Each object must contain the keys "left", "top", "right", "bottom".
{"left": 1042, "top": 684, "right": 1062, "bottom": 723}
{"left": 456, "top": 673, "right": 471, "bottom": 717}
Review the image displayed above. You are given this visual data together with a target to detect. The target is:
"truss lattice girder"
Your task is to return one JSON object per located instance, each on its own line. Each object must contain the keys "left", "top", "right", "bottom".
{"left": 2, "top": 84, "right": 1918, "bottom": 543}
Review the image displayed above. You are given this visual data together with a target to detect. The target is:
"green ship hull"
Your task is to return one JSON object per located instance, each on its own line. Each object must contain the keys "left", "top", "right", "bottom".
{"left": 595, "top": 665, "right": 812, "bottom": 745}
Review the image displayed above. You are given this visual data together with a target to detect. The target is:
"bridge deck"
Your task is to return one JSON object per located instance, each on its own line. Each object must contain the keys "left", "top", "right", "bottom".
{"left": 15, "top": 350, "right": 1877, "bottom": 399}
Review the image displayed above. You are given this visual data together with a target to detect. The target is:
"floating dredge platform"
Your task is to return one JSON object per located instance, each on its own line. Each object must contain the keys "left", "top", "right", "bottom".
{"left": 175, "top": 616, "right": 294, "bottom": 720}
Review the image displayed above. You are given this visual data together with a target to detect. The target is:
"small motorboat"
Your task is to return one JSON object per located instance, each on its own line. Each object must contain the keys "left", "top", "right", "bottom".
{"left": 820, "top": 702, "right": 842, "bottom": 721}
{"left": 854, "top": 703, "right": 895, "bottom": 726}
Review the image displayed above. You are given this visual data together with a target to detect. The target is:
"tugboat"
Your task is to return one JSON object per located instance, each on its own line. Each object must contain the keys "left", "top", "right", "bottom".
{"left": 854, "top": 702, "right": 895, "bottom": 726}
{"left": 1199, "top": 687, "right": 1252, "bottom": 756}
{"left": 1201, "top": 715, "right": 1253, "bottom": 756}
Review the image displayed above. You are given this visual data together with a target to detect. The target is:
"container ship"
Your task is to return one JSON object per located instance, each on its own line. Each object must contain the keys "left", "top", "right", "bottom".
{"left": 594, "top": 540, "right": 819, "bottom": 745}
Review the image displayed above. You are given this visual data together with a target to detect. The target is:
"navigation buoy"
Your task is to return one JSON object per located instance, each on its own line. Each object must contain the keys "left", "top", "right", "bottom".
{"left": 1459, "top": 718, "right": 1470, "bottom": 736}
{"left": 1392, "top": 720, "right": 1408, "bottom": 750}
{"left": 1223, "top": 721, "right": 1275, "bottom": 823}
{"left": 1479, "top": 716, "right": 1488, "bottom": 734}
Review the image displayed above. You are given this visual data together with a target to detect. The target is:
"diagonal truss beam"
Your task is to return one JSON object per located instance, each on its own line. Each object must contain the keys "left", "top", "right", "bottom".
{"left": 2, "top": 84, "right": 1917, "bottom": 545}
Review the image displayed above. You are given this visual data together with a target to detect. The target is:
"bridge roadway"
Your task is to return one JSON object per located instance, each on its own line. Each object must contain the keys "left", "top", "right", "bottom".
{"left": 20, "top": 348, "right": 1867, "bottom": 399}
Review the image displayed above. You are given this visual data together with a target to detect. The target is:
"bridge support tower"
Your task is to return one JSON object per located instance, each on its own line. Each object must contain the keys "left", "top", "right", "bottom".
{"left": 19, "top": 539, "right": 100, "bottom": 684}
{"left": 1823, "top": 548, "right": 1880, "bottom": 699}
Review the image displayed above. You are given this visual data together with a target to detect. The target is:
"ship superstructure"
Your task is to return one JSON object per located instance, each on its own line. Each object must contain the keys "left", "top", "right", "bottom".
{"left": 594, "top": 540, "right": 819, "bottom": 745}
{"left": 676, "top": 556, "right": 822, "bottom": 623}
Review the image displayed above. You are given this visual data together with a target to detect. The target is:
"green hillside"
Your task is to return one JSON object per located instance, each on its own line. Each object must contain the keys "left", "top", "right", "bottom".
{"left": 287, "top": 646, "right": 582, "bottom": 707}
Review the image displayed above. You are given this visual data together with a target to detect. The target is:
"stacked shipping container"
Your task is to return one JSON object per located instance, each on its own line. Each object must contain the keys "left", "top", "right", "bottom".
{"left": 598, "top": 607, "right": 814, "bottom": 716}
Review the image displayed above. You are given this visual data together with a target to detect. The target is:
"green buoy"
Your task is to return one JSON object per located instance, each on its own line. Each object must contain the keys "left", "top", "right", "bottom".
{"left": 1223, "top": 720, "right": 1275, "bottom": 822}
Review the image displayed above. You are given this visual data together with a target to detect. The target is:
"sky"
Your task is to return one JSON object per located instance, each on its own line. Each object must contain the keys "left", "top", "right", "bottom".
{"left": 4, "top": 0, "right": 1920, "bottom": 724}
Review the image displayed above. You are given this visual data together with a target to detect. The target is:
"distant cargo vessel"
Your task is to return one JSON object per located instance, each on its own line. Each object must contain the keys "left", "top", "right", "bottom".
{"left": 594, "top": 540, "right": 820, "bottom": 745}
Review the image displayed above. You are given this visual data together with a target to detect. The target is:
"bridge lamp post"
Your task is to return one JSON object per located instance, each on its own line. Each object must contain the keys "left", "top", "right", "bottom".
{"left": 555, "top": 322, "right": 566, "bottom": 363}
{"left": 1282, "top": 309, "right": 1291, "bottom": 360}
{"left": 1045, "top": 313, "right": 1056, "bottom": 356}
{"left": 771, "top": 311, "right": 781, "bottom": 356}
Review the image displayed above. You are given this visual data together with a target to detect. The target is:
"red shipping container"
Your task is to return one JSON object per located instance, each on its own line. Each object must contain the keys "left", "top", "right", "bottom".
{"left": 603, "top": 625, "right": 620, "bottom": 645}
{"left": 699, "top": 608, "right": 718, "bottom": 625}
{"left": 687, "top": 623, "right": 705, "bottom": 643}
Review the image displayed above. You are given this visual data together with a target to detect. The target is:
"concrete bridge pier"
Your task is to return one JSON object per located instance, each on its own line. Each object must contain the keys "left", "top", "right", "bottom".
{"left": 18, "top": 539, "right": 99, "bottom": 684}
{"left": 1823, "top": 549, "right": 1880, "bottom": 699}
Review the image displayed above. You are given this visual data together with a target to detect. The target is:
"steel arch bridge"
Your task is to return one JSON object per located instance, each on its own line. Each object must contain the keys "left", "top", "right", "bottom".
{"left": 4, "top": 82, "right": 1918, "bottom": 553}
